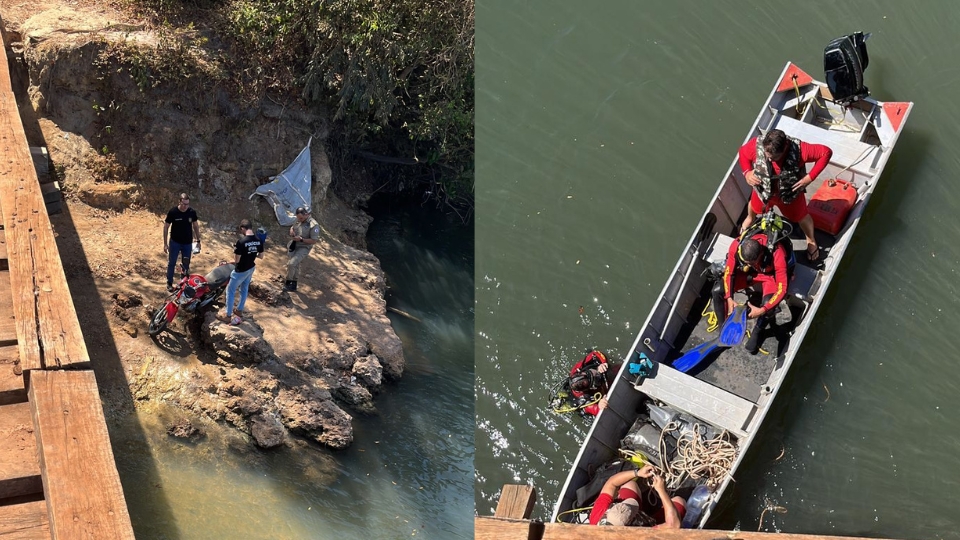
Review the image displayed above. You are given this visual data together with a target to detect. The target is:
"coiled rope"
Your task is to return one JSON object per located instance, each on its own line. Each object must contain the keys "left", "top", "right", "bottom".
{"left": 658, "top": 421, "right": 737, "bottom": 490}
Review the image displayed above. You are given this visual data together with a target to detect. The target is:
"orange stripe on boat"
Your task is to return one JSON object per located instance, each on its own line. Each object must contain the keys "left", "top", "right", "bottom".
{"left": 883, "top": 102, "right": 909, "bottom": 132}
{"left": 776, "top": 64, "right": 814, "bottom": 93}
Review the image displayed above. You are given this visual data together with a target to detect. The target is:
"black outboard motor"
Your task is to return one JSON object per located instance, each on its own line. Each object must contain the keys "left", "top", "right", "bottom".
{"left": 824, "top": 32, "right": 871, "bottom": 105}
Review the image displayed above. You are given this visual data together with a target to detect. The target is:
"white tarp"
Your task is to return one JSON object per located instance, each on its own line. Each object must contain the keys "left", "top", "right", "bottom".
{"left": 249, "top": 137, "right": 312, "bottom": 226}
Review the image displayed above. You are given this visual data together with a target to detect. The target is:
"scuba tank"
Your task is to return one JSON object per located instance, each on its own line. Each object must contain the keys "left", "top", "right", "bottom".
{"left": 646, "top": 402, "right": 679, "bottom": 431}
{"left": 681, "top": 484, "right": 713, "bottom": 528}
{"left": 738, "top": 211, "right": 796, "bottom": 273}
{"left": 710, "top": 212, "right": 795, "bottom": 321}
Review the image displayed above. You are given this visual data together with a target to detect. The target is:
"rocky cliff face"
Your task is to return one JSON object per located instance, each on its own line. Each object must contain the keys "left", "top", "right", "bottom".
{"left": 2, "top": 4, "right": 404, "bottom": 450}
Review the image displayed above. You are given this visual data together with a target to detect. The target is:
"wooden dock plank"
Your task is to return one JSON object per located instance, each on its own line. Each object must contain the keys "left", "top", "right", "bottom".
{"left": 28, "top": 370, "right": 134, "bottom": 539}
{"left": 0, "top": 402, "right": 41, "bottom": 500}
{"left": 0, "top": 27, "right": 88, "bottom": 371}
{"left": 494, "top": 485, "right": 537, "bottom": 519}
{"left": 0, "top": 345, "right": 24, "bottom": 407}
{"left": 0, "top": 500, "right": 50, "bottom": 539}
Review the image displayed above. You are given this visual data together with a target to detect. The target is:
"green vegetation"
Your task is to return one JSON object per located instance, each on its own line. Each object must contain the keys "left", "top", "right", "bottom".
{"left": 126, "top": 0, "right": 474, "bottom": 214}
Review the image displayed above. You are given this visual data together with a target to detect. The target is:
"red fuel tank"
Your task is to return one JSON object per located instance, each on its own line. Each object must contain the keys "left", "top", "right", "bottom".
{"left": 808, "top": 179, "right": 858, "bottom": 236}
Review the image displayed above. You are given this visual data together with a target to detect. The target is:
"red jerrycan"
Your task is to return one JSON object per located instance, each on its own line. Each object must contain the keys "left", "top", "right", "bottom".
{"left": 808, "top": 179, "right": 857, "bottom": 236}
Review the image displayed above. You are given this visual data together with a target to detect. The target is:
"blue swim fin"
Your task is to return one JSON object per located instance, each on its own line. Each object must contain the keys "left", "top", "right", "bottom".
{"left": 673, "top": 306, "right": 747, "bottom": 373}
{"left": 672, "top": 338, "right": 720, "bottom": 373}
{"left": 718, "top": 305, "right": 747, "bottom": 347}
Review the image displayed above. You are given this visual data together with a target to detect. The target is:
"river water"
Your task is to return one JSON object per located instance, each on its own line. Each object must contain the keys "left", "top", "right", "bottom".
{"left": 112, "top": 197, "right": 474, "bottom": 539}
{"left": 475, "top": 1, "right": 960, "bottom": 538}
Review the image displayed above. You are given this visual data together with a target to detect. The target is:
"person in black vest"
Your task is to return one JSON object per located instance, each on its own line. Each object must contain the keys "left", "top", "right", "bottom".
{"left": 220, "top": 219, "right": 264, "bottom": 325}
{"left": 738, "top": 129, "right": 832, "bottom": 262}
{"left": 163, "top": 193, "right": 201, "bottom": 291}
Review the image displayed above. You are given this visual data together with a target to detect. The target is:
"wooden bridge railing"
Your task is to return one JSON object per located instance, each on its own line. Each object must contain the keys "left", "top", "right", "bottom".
{"left": 478, "top": 484, "right": 904, "bottom": 540}
{"left": 0, "top": 15, "right": 135, "bottom": 539}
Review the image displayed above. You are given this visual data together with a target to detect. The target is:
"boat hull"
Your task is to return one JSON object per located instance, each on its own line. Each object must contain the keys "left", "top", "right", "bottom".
{"left": 551, "top": 62, "right": 912, "bottom": 528}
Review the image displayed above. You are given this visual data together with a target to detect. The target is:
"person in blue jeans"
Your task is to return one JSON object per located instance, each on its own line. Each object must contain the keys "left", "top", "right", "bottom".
{"left": 163, "top": 193, "right": 201, "bottom": 291}
{"left": 220, "top": 219, "right": 264, "bottom": 325}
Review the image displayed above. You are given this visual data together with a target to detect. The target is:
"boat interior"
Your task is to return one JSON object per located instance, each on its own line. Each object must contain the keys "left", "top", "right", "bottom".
{"left": 555, "top": 75, "right": 906, "bottom": 523}
{"left": 648, "top": 83, "right": 887, "bottom": 420}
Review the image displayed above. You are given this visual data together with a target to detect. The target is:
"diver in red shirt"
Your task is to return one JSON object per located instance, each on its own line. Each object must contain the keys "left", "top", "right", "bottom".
{"left": 712, "top": 230, "right": 790, "bottom": 354}
{"left": 567, "top": 350, "right": 615, "bottom": 416}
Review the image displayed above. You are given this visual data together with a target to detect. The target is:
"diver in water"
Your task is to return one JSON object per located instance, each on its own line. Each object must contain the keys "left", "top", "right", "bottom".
{"left": 560, "top": 350, "right": 619, "bottom": 417}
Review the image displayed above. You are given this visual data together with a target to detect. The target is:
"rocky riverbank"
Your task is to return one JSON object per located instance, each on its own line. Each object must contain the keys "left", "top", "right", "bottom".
{"left": 0, "top": 1, "right": 404, "bottom": 450}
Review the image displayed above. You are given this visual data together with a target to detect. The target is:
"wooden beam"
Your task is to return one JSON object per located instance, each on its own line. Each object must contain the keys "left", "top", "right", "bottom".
{"left": 0, "top": 401, "right": 42, "bottom": 499}
{"left": 495, "top": 484, "right": 537, "bottom": 519}
{"left": 29, "top": 147, "right": 49, "bottom": 183}
{"left": 0, "top": 271, "right": 17, "bottom": 346}
{"left": 0, "top": 21, "right": 89, "bottom": 370}
{"left": 28, "top": 370, "right": 134, "bottom": 539}
{"left": 475, "top": 517, "right": 904, "bottom": 540}
{"left": 0, "top": 500, "right": 50, "bottom": 539}
{"left": 0, "top": 229, "right": 8, "bottom": 271}
{"left": 0, "top": 344, "right": 25, "bottom": 406}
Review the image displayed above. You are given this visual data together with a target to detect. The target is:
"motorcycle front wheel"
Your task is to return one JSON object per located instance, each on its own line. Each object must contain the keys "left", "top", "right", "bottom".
{"left": 148, "top": 304, "right": 172, "bottom": 336}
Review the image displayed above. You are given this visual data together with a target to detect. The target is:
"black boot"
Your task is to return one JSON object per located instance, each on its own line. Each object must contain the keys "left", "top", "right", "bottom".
{"left": 745, "top": 314, "right": 770, "bottom": 355}
{"left": 710, "top": 281, "right": 727, "bottom": 322}
{"left": 283, "top": 280, "right": 297, "bottom": 292}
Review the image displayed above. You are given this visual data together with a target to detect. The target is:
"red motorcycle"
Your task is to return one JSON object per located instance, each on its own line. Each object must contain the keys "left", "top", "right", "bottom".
{"left": 148, "top": 262, "right": 235, "bottom": 336}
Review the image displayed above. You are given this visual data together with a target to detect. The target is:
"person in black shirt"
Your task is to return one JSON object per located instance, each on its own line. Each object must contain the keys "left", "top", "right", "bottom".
{"left": 163, "top": 193, "right": 201, "bottom": 290}
{"left": 220, "top": 219, "right": 264, "bottom": 325}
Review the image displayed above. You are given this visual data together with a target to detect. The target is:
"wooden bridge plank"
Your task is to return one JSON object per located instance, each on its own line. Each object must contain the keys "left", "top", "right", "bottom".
{"left": 0, "top": 402, "right": 42, "bottom": 500}
{"left": 0, "top": 230, "right": 8, "bottom": 271}
{"left": 0, "top": 24, "right": 88, "bottom": 371}
{"left": 0, "top": 272, "right": 17, "bottom": 346}
{"left": 476, "top": 517, "right": 906, "bottom": 539}
{"left": 494, "top": 485, "right": 537, "bottom": 519}
{"left": 0, "top": 345, "right": 24, "bottom": 407}
{"left": 28, "top": 370, "right": 134, "bottom": 540}
{"left": 0, "top": 500, "right": 50, "bottom": 539}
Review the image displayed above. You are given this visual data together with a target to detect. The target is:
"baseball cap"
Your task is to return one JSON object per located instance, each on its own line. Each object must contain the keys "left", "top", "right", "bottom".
{"left": 601, "top": 499, "right": 639, "bottom": 526}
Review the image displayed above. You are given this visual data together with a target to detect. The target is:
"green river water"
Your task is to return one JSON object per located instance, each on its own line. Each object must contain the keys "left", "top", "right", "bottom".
{"left": 476, "top": 1, "right": 960, "bottom": 538}
{"left": 112, "top": 198, "right": 474, "bottom": 539}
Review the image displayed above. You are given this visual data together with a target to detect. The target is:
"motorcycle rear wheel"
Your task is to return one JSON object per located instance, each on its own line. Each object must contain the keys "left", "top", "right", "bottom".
{"left": 198, "top": 286, "right": 226, "bottom": 310}
{"left": 148, "top": 305, "right": 171, "bottom": 336}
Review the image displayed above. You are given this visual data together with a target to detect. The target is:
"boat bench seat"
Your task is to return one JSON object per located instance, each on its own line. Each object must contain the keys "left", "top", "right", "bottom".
{"left": 773, "top": 115, "right": 881, "bottom": 175}
{"left": 634, "top": 365, "right": 755, "bottom": 438}
{"left": 705, "top": 233, "right": 821, "bottom": 303}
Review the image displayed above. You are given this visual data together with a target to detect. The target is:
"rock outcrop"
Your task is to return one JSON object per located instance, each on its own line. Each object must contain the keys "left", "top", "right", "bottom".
{"left": 1, "top": 8, "right": 405, "bottom": 450}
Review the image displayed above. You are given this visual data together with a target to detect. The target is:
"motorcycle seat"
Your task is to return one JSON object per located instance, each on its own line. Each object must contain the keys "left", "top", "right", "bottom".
{"left": 203, "top": 264, "right": 235, "bottom": 287}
